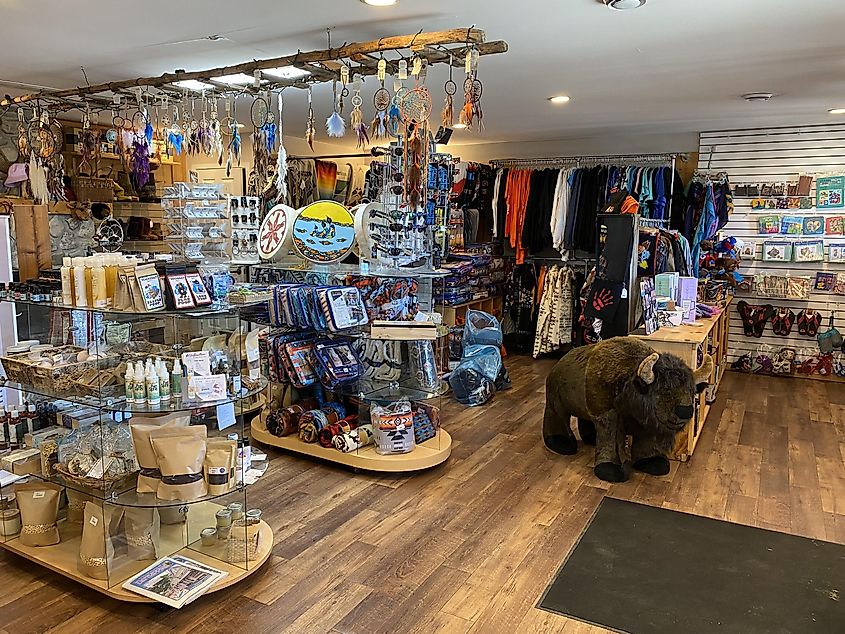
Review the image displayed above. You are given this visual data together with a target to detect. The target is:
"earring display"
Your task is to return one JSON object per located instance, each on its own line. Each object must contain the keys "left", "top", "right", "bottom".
{"left": 163, "top": 183, "right": 229, "bottom": 264}
{"left": 229, "top": 195, "right": 261, "bottom": 265}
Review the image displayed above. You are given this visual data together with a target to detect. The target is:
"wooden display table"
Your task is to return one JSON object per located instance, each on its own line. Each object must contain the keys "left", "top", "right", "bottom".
{"left": 630, "top": 298, "right": 731, "bottom": 461}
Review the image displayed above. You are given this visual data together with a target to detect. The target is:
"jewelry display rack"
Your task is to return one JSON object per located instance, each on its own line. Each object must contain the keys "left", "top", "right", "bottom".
{"left": 0, "top": 299, "right": 272, "bottom": 601}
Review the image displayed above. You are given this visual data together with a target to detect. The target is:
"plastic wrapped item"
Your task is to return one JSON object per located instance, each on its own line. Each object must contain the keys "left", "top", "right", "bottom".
{"left": 461, "top": 344, "right": 502, "bottom": 382}
{"left": 449, "top": 366, "right": 495, "bottom": 406}
{"left": 57, "top": 423, "right": 138, "bottom": 486}
{"left": 463, "top": 310, "right": 503, "bottom": 347}
{"left": 371, "top": 399, "right": 415, "bottom": 455}
{"left": 409, "top": 340, "right": 439, "bottom": 391}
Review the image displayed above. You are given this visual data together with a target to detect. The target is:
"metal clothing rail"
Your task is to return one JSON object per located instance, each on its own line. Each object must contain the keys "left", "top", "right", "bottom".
{"left": 489, "top": 153, "right": 688, "bottom": 169}
{"left": 289, "top": 148, "right": 388, "bottom": 160}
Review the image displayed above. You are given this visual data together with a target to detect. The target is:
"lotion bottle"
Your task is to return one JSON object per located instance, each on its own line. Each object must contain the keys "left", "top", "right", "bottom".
{"left": 91, "top": 256, "right": 108, "bottom": 309}
{"left": 60, "top": 257, "right": 74, "bottom": 306}
{"left": 72, "top": 257, "right": 88, "bottom": 307}
{"left": 146, "top": 364, "right": 160, "bottom": 406}
{"left": 125, "top": 364, "right": 135, "bottom": 403}
{"left": 83, "top": 257, "right": 94, "bottom": 307}
{"left": 133, "top": 361, "right": 146, "bottom": 403}
{"left": 171, "top": 358, "right": 183, "bottom": 400}
{"left": 158, "top": 361, "right": 171, "bottom": 401}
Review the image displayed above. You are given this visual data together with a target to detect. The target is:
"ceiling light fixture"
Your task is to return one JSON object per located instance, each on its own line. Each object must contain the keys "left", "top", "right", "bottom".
{"left": 173, "top": 79, "right": 214, "bottom": 91}
{"left": 263, "top": 66, "right": 311, "bottom": 80}
{"left": 742, "top": 92, "right": 774, "bottom": 102}
{"left": 548, "top": 95, "right": 571, "bottom": 104}
{"left": 452, "top": 123, "right": 467, "bottom": 129}
{"left": 360, "top": 0, "right": 398, "bottom": 6}
{"left": 213, "top": 73, "right": 261, "bottom": 85}
{"left": 829, "top": 108, "right": 845, "bottom": 115}
{"left": 603, "top": 0, "right": 646, "bottom": 10}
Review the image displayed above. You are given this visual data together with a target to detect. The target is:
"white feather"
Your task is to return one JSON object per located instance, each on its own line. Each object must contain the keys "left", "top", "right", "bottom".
{"left": 275, "top": 94, "right": 288, "bottom": 202}
{"left": 28, "top": 154, "right": 50, "bottom": 204}
{"left": 326, "top": 112, "right": 346, "bottom": 138}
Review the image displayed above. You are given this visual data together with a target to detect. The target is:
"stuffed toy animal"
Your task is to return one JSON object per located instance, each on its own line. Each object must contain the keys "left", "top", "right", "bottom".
{"left": 543, "top": 337, "right": 713, "bottom": 482}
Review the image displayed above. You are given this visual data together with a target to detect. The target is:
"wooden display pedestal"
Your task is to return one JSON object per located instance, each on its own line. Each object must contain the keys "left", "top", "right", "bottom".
{"left": 252, "top": 411, "right": 452, "bottom": 473}
{"left": 630, "top": 299, "right": 731, "bottom": 461}
{"left": 0, "top": 502, "right": 272, "bottom": 603}
{"left": 436, "top": 295, "right": 503, "bottom": 326}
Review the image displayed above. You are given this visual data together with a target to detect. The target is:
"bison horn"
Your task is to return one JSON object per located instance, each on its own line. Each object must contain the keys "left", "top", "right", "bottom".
{"left": 637, "top": 353, "right": 660, "bottom": 384}
{"left": 694, "top": 354, "right": 714, "bottom": 388}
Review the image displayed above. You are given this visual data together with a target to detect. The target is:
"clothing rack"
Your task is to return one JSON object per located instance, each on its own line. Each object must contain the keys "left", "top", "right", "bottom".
{"left": 489, "top": 153, "right": 688, "bottom": 169}
{"left": 289, "top": 148, "right": 387, "bottom": 161}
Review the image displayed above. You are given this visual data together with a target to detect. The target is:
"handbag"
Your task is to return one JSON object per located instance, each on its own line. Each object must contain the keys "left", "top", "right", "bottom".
{"left": 817, "top": 316, "right": 843, "bottom": 354}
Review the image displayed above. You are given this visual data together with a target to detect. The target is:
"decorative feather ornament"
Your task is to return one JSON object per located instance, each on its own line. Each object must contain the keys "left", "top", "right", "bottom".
{"left": 306, "top": 87, "right": 316, "bottom": 150}
{"left": 144, "top": 120, "right": 154, "bottom": 145}
{"left": 28, "top": 153, "right": 50, "bottom": 204}
{"left": 130, "top": 139, "right": 151, "bottom": 190}
{"left": 370, "top": 111, "right": 388, "bottom": 140}
{"left": 350, "top": 82, "right": 369, "bottom": 148}
{"left": 441, "top": 93, "right": 453, "bottom": 129}
{"left": 387, "top": 100, "right": 401, "bottom": 137}
{"left": 326, "top": 81, "right": 346, "bottom": 138}
{"left": 275, "top": 93, "right": 288, "bottom": 203}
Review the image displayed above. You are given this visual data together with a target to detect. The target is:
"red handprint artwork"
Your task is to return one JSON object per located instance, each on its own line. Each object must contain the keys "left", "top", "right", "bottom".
{"left": 592, "top": 287, "right": 614, "bottom": 312}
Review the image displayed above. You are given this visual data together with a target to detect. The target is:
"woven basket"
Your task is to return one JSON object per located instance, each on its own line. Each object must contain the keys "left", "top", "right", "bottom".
{"left": 8, "top": 346, "right": 121, "bottom": 395}
{"left": 54, "top": 463, "right": 138, "bottom": 493}
{"left": 226, "top": 519, "right": 262, "bottom": 564}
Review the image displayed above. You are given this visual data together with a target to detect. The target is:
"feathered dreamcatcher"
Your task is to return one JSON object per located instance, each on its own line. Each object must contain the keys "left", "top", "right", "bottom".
{"left": 387, "top": 59, "right": 407, "bottom": 137}
{"left": 306, "top": 86, "right": 316, "bottom": 150}
{"left": 166, "top": 105, "right": 184, "bottom": 155}
{"left": 459, "top": 48, "right": 483, "bottom": 129}
{"left": 370, "top": 56, "right": 390, "bottom": 140}
{"left": 400, "top": 58, "right": 432, "bottom": 210}
{"left": 275, "top": 91, "right": 288, "bottom": 203}
{"left": 326, "top": 79, "right": 346, "bottom": 138}
{"left": 441, "top": 56, "right": 456, "bottom": 128}
{"left": 350, "top": 74, "right": 369, "bottom": 148}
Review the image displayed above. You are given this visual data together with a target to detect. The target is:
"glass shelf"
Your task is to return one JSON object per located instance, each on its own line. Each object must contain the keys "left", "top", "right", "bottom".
{"left": 337, "top": 378, "right": 449, "bottom": 402}
{"left": 2, "top": 379, "right": 267, "bottom": 413}
{"left": 0, "top": 297, "right": 262, "bottom": 317}
{"left": 261, "top": 260, "right": 450, "bottom": 279}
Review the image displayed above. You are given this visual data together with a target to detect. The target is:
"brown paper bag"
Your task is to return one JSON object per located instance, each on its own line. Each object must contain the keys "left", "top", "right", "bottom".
{"left": 78, "top": 501, "right": 118, "bottom": 580}
{"left": 205, "top": 439, "right": 237, "bottom": 495}
{"left": 150, "top": 427, "right": 207, "bottom": 501}
{"left": 16, "top": 482, "right": 62, "bottom": 546}
{"left": 123, "top": 507, "right": 160, "bottom": 561}
{"left": 129, "top": 413, "right": 191, "bottom": 494}
{"left": 65, "top": 488, "right": 93, "bottom": 523}
{"left": 159, "top": 505, "right": 188, "bottom": 525}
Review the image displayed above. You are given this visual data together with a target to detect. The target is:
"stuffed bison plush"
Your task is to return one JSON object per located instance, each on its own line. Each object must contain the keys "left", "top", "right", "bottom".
{"left": 543, "top": 337, "right": 713, "bottom": 482}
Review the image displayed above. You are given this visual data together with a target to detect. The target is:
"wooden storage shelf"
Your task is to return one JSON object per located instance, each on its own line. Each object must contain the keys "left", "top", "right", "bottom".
{"left": 0, "top": 502, "right": 273, "bottom": 603}
{"left": 630, "top": 298, "right": 732, "bottom": 462}
{"left": 251, "top": 411, "right": 452, "bottom": 473}
{"left": 436, "top": 295, "right": 503, "bottom": 326}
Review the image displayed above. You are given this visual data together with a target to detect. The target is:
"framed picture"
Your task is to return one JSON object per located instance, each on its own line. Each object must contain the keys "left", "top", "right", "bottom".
{"left": 185, "top": 273, "right": 212, "bottom": 305}
{"left": 780, "top": 216, "right": 803, "bottom": 235}
{"left": 639, "top": 278, "right": 659, "bottom": 335}
{"left": 739, "top": 240, "right": 757, "bottom": 259}
{"left": 793, "top": 240, "right": 825, "bottom": 263}
{"left": 758, "top": 215, "right": 780, "bottom": 234}
{"left": 135, "top": 267, "right": 165, "bottom": 311}
{"left": 167, "top": 274, "right": 195, "bottom": 309}
{"left": 762, "top": 241, "right": 792, "bottom": 262}
{"left": 816, "top": 176, "right": 845, "bottom": 209}
{"left": 825, "top": 216, "right": 844, "bottom": 235}
{"left": 829, "top": 243, "right": 845, "bottom": 262}
{"left": 814, "top": 272, "right": 836, "bottom": 291}
{"left": 802, "top": 216, "right": 825, "bottom": 235}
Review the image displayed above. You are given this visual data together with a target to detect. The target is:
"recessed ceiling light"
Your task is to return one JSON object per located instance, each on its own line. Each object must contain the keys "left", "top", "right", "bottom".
{"left": 829, "top": 108, "right": 845, "bottom": 115}
{"left": 604, "top": 0, "right": 646, "bottom": 10}
{"left": 549, "top": 95, "right": 571, "bottom": 104}
{"left": 452, "top": 123, "right": 467, "bottom": 130}
{"left": 360, "top": 0, "right": 398, "bottom": 6}
{"left": 264, "top": 66, "right": 311, "bottom": 80}
{"left": 742, "top": 92, "right": 774, "bottom": 102}
{"left": 212, "top": 73, "right": 262, "bottom": 85}
{"left": 173, "top": 79, "right": 214, "bottom": 91}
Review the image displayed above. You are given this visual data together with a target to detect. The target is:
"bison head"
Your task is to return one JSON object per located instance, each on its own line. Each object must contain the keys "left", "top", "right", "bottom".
{"left": 616, "top": 352, "right": 714, "bottom": 432}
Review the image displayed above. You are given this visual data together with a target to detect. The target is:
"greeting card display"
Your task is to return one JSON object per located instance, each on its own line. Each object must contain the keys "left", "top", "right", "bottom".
{"left": 780, "top": 216, "right": 803, "bottom": 235}
{"left": 793, "top": 240, "right": 825, "bottom": 263}
{"left": 816, "top": 176, "right": 845, "bottom": 209}
{"left": 758, "top": 216, "right": 780, "bottom": 234}
{"left": 802, "top": 216, "right": 825, "bottom": 235}
{"left": 826, "top": 216, "right": 845, "bottom": 235}
{"left": 762, "top": 241, "right": 792, "bottom": 262}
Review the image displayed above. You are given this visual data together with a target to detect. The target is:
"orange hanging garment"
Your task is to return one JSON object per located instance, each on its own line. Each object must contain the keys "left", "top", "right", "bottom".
{"left": 504, "top": 169, "right": 533, "bottom": 264}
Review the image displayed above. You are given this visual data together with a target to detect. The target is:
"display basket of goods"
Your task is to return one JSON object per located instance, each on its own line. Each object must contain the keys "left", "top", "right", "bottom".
{"left": 63, "top": 364, "right": 126, "bottom": 399}
{"left": 70, "top": 176, "right": 115, "bottom": 203}
{"left": 0, "top": 345, "right": 118, "bottom": 393}
{"left": 291, "top": 201, "right": 356, "bottom": 264}
{"left": 227, "top": 514, "right": 263, "bottom": 564}
{"left": 55, "top": 423, "right": 139, "bottom": 492}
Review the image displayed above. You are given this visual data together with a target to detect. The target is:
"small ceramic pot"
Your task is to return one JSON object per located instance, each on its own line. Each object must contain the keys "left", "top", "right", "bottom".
{"left": 200, "top": 528, "right": 217, "bottom": 546}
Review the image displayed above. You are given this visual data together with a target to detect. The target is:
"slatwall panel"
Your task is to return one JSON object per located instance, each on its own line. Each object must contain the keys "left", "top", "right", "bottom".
{"left": 699, "top": 124, "right": 845, "bottom": 363}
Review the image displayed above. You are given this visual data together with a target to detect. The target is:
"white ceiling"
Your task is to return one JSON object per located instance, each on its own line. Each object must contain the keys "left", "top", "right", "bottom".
{"left": 1, "top": 0, "right": 844, "bottom": 148}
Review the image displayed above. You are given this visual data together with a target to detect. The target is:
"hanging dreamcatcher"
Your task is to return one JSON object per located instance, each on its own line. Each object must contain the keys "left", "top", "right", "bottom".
{"left": 223, "top": 97, "right": 241, "bottom": 176}
{"left": 25, "top": 109, "right": 57, "bottom": 204}
{"left": 326, "top": 79, "right": 346, "bottom": 138}
{"left": 79, "top": 108, "right": 98, "bottom": 175}
{"left": 400, "top": 57, "right": 432, "bottom": 210}
{"left": 441, "top": 55, "right": 456, "bottom": 128}
{"left": 275, "top": 91, "right": 288, "bottom": 203}
{"left": 210, "top": 97, "right": 223, "bottom": 161}
{"left": 16, "top": 108, "right": 29, "bottom": 158}
{"left": 387, "top": 58, "right": 407, "bottom": 137}
{"left": 166, "top": 104, "right": 184, "bottom": 155}
{"left": 129, "top": 108, "right": 151, "bottom": 191}
{"left": 250, "top": 92, "right": 273, "bottom": 196}
{"left": 305, "top": 86, "right": 316, "bottom": 150}
{"left": 350, "top": 74, "right": 369, "bottom": 148}
{"left": 371, "top": 56, "right": 390, "bottom": 140}
{"left": 459, "top": 48, "right": 483, "bottom": 129}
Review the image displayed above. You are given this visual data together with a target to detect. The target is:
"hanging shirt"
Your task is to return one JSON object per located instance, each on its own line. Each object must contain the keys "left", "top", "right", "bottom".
{"left": 550, "top": 169, "right": 570, "bottom": 254}
{"left": 504, "top": 169, "right": 533, "bottom": 263}
{"left": 492, "top": 168, "right": 503, "bottom": 237}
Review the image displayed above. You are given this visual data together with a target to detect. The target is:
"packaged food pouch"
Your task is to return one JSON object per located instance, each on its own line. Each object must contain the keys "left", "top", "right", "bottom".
{"left": 65, "top": 488, "right": 93, "bottom": 523}
{"left": 123, "top": 507, "right": 160, "bottom": 561}
{"left": 78, "top": 501, "right": 120, "bottom": 580}
{"left": 150, "top": 427, "right": 207, "bottom": 501}
{"left": 16, "top": 482, "right": 62, "bottom": 546}
{"left": 205, "top": 439, "right": 237, "bottom": 495}
{"left": 129, "top": 413, "right": 191, "bottom": 494}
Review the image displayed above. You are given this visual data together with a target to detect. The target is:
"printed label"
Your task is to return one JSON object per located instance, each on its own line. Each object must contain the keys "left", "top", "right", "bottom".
{"left": 32, "top": 491, "right": 45, "bottom": 499}
{"left": 90, "top": 516, "right": 99, "bottom": 526}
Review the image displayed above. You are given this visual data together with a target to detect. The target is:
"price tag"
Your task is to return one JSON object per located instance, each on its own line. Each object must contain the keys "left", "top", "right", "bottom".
{"left": 89, "top": 516, "right": 99, "bottom": 526}
{"left": 216, "top": 401, "right": 237, "bottom": 430}
{"left": 32, "top": 491, "right": 45, "bottom": 499}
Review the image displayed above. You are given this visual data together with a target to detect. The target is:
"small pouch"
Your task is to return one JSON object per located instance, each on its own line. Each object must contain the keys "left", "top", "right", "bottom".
{"left": 817, "top": 316, "right": 843, "bottom": 353}
{"left": 318, "top": 287, "right": 369, "bottom": 331}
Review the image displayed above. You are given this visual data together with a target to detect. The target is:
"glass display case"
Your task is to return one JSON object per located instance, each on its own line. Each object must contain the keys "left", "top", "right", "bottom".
{"left": 245, "top": 263, "right": 452, "bottom": 473}
{"left": 0, "top": 299, "right": 271, "bottom": 601}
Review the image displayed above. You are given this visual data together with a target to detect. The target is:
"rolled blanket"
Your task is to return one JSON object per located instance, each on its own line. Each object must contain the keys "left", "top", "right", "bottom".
{"left": 317, "top": 415, "right": 359, "bottom": 448}
{"left": 273, "top": 399, "right": 318, "bottom": 436}
{"left": 333, "top": 424, "right": 375, "bottom": 453}
{"left": 298, "top": 403, "right": 346, "bottom": 443}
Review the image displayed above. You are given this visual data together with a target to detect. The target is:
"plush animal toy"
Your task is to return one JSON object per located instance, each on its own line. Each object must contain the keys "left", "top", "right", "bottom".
{"left": 543, "top": 337, "right": 713, "bottom": 482}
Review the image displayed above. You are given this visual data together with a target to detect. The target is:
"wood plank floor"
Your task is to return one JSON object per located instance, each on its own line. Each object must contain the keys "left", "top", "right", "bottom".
{"left": 2, "top": 357, "right": 844, "bottom": 633}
